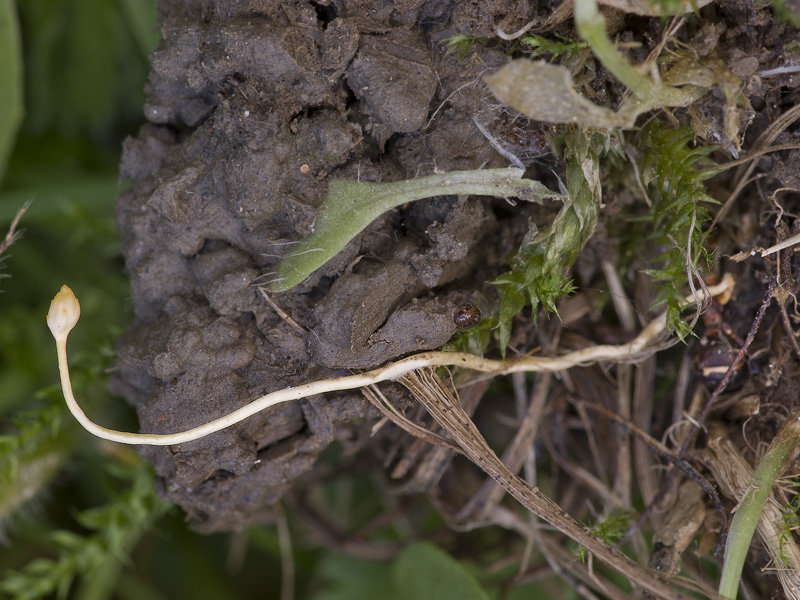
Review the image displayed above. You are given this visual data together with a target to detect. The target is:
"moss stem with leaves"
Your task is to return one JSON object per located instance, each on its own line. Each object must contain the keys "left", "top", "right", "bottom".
{"left": 492, "top": 128, "right": 603, "bottom": 353}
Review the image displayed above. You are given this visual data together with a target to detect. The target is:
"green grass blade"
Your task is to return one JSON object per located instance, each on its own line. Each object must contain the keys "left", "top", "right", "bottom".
{"left": 0, "top": 0, "right": 24, "bottom": 186}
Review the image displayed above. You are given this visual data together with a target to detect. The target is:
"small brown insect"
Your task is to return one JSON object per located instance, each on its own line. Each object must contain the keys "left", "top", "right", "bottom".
{"left": 453, "top": 305, "right": 481, "bottom": 330}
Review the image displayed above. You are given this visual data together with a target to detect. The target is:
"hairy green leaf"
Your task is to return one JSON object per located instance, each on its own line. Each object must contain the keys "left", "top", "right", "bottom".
{"left": 271, "top": 169, "right": 563, "bottom": 293}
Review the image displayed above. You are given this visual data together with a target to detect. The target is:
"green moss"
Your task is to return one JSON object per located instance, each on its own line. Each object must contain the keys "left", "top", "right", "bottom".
{"left": 638, "top": 122, "right": 717, "bottom": 338}
{"left": 576, "top": 510, "right": 633, "bottom": 562}
{"left": 489, "top": 128, "right": 606, "bottom": 354}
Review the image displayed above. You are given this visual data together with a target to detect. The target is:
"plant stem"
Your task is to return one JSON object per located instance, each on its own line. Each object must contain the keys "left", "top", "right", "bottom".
{"left": 718, "top": 408, "right": 800, "bottom": 599}
{"left": 573, "top": 0, "right": 653, "bottom": 102}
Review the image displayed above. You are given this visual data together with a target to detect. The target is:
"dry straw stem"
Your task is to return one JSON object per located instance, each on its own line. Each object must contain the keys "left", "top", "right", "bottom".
{"left": 47, "top": 274, "right": 733, "bottom": 447}
{"left": 399, "top": 368, "right": 689, "bottom": 600}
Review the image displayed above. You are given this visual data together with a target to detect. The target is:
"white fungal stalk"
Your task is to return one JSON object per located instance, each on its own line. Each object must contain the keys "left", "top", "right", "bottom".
{"left": 48, "top": 274, "right": 734, "bottom": 447}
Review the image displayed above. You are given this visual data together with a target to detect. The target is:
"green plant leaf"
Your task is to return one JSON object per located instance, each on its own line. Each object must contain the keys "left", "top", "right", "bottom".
{"left": 312, "top": 553, "right": 396, "bottom": 600}
{"left": 271, "top": 169, "right": 563, "bottom": 293}
{"left": 485, "top": 60, "right": 635, "bottom": 128}
{"left": 718, "top": 411, "right": 800, "bottom": 599}
{"left": 393, "top": 542, "right": 489, "bottom": 600}
{"left": 0, "top": 0, "right": 23, "bottom": 185}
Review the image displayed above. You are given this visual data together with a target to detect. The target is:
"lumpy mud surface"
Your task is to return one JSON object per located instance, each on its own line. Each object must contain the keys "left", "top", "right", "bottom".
{"left": 113, "top": 0, "right": 798, "bottom": 531}
{"left": 113, "top": 0, "right": 538, "bottom": 531}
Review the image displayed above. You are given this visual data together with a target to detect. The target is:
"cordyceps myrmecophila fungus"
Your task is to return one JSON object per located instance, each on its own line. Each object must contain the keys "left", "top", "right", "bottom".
{"left": 47, "top": 278, "right": 734, "bottom": 447}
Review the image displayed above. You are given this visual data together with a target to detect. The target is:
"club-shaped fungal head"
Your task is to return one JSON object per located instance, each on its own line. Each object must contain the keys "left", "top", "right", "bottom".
{"left": 47, "top": 285, "right": 81, "bottom": 341}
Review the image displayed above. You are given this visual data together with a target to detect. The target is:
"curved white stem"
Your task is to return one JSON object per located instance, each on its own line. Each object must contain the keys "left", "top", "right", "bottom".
{"left": 49, "top": 274, "right": 734, "bottom": 447}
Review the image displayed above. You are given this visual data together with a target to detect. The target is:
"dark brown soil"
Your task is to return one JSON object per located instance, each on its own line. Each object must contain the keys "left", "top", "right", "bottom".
{"left": 112, "top": 1, "right": 800, "bottom": 570}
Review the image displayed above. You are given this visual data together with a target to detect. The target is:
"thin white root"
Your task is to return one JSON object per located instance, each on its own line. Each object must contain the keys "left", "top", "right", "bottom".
{"left": 48, "top": 274, "right": 734, "bottom": 447}
{"left": 472, "top": 117, "right": 525, "bottom": 169}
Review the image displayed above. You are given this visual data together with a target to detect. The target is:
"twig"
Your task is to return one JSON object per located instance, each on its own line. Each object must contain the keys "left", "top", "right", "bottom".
{"left": 472, "top": 116, "right": 525, "bottom": 169}
{"left": 495, "top": 0, "right": 573, "bottom": 40}
{"left": 761, "top": 230, "right": 800, "bottom": 257}
{"left": 360, "top": 384, "right": 461, "bottom": 453}
{"left": 760, "top": 64, "right": 800, "bottom": 77}
{"left": 678, "top": 277, "right": 775, "bottom": 458}
{"left": 635, "top": 277, "right": 774, "bottom": 541}
{"left": 458, "top": 371, "right": 553, "bottom": 521}
{"left": 287, "top": 492, "right": 397, "bottom": 560}
{"left": 258, "top": 287, "right": 306, "bottom": 336}
{"left": 713, "top": 104, "right": 800, "bottom": 228}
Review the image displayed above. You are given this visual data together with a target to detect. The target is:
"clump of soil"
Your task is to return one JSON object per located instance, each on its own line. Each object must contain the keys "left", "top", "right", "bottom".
{"left": 113, "top": 0, "right": 542, "bottom": 531}
{"left": 113, "top": 12, "right": 800, "bottom": 594}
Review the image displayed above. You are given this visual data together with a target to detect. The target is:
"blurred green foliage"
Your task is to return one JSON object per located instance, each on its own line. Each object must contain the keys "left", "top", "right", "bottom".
{"left": 0, "top": 0, "right": 23, "bottom": 183}
{"left": 0, "top": 461, "right": 170, "bottom": 600}
{"left": 0, "top": 0, "right": 175, "bottom": 597}
{"left": 313, "top": 542, "right": 489, "bottom": 600}
{"left": 14, "top": 0, "right": 158, "bottom": 140}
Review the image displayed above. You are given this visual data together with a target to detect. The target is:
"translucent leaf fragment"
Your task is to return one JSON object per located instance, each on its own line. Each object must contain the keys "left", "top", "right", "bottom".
{"left": 485, "top": 60, "right": 632, "bottom": 128}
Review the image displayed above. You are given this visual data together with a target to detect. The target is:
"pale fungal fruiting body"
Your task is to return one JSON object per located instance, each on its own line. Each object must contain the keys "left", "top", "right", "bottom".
{"left": 47, "top": 274, "right": 734, "bottom": 447}
{"left": 46, "top": 285, "right": 81, "bottom": 340}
